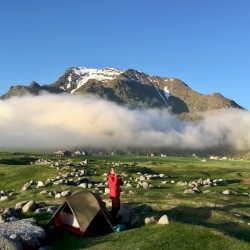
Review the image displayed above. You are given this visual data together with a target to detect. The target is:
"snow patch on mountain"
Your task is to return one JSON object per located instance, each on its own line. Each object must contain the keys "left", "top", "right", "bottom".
{"left": 68, "top": 67, "right": 123, "bottom": 93}
{"left": 164, "top": 86, "right": 171, "bottom": 99}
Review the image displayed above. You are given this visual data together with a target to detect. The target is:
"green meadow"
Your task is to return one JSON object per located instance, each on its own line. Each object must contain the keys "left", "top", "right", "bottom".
{"left": 0, "top": 153, "right": 250, "bottom": 250}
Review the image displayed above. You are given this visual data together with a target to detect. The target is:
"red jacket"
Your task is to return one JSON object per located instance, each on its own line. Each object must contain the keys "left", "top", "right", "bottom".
{"left": 108, "top": 174, "right": 123, "bottom": 197}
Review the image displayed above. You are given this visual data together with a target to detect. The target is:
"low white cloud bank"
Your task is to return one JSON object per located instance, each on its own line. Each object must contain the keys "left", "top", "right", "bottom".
{"left": 0, "top": 94, "right": 250, "bottom": 151}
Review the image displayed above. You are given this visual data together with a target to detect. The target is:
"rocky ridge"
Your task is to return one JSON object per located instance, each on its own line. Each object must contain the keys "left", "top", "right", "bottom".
{"left": 0, "top": 67, "right": 244, "bottom": 116}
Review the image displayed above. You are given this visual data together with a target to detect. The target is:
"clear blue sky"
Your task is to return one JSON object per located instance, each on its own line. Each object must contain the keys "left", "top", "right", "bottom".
{"left": 1, "top": 0, "right": 250, "bottom": 110}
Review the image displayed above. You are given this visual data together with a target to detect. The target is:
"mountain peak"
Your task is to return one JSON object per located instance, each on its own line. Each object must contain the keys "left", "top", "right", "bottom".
{"left": 0, "top": 66, "right": 245, "bottom": 115}
{"left": 29, "top": 81, "right": 41, "bottom": 89}
{"left": 65, "top": 67, "right": 123, "bottom": 93}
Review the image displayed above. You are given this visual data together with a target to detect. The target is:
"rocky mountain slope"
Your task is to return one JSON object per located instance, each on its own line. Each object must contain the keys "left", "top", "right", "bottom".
{"left": 0, "top": 67, "right": 244, "bottom": 115}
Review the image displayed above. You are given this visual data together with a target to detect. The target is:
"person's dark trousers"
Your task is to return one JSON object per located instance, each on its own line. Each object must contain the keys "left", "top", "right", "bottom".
{"left": 110, "top": 196, "right": 120, "bottom": 218}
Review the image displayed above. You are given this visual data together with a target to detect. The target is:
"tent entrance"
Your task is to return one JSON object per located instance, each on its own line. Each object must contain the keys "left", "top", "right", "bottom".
{"left": 53, "top": 204, "right": 83, "bottom": 236}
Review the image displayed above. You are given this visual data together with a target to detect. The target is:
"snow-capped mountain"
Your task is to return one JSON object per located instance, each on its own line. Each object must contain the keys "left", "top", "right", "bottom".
{"left": 0, "top": 67, "right": 244, "bottom": 116}
{"left": 61, "top": 67, "right": 123, "bottom": 93}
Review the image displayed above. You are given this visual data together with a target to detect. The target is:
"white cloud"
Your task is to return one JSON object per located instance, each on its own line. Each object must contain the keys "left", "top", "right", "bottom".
{"left": 0, "top": 94, "right": 249, "bottom": 151}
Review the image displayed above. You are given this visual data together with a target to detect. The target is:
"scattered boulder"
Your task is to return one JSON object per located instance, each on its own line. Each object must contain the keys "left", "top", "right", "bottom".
{"left": 142, "top": 182, "right": 149, "bottom": 189}
{"left": 78, "top": 183, "right": 87, "bottom": 188}
{"left": 21, "top": 182, "right": 32, "bottom": 191}
{"left": 55, "top": 193, "right": 61, "bottom": 199}
{"left": 158, "top": 215, "right": 169, "bottom": 225}
{"left": 47, "top": 206, "right": 58, "bottom": 215}
{"left": 36, "top": 202, "right": 47, "bottom": 208}
{"left": 104, "top": 188, "right": 110, "bottom": 194}
{"left": 144, "top": 216, "right": 156, "bottom": 224}
{"left": 22, "top": 200, "right": 37, "bottom": 213}
{"left": 203, "top": 190, "right": 211, "bottom": 194}
{"left": 0, "top": 196, "right": 8, "bottom": 201}
{"left": 222, "top": 189, "right": 238, "bottom": 195}
{"left": 184, "top": 189, "right": 195, "bottom": 195}
{"left": 35, "top": 208, "right": 47, "bottom": 214}
{"left": 61, "top": 190, "right": 71, "bottom": 197}
{"left": 15, "top": 201, "right": 28, "bottom": 211}
{"left": 193, "top": 186, "right": 201, "bottom": 193}
{"left": 39, "top": 190, "right": 47, "bottom": 195}
{"left": 37, "top": 181, "right": 45, "bottom": 188}
{"left": 177, "top": 181, "right": 187, "bottom": 186}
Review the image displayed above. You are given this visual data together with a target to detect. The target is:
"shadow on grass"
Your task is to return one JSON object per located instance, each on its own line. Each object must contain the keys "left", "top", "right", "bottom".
{"left": 0, "top": 157, "right": 37, "bottom": 165}
{"left": 226, "top": 179, "right": 242, "bottom": 184}
{"left": 166, "top": 204, "right": 250, "bottom": 243}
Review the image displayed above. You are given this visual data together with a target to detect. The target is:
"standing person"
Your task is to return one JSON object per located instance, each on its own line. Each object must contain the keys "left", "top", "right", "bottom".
{"left": 108, "top": 167, "right": 123, "bottom": 219}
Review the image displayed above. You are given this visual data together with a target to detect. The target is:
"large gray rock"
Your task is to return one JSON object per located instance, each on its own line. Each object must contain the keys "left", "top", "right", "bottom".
{"left": 0, "top": 219, "right": 45, "bottom": 240}
{"left": 117, "top": 203, "right": 134, "bottom": 224}
{"left": 0, "top": 236, "right": 23, "bottom": 250}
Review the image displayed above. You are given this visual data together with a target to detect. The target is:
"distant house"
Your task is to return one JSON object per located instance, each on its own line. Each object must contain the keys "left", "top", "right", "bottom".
{"left": 54, "top": 151, "right": 64, "bottom": 157}
{"left": 74, "top": 151, "right": 82, "bottom": 156}
{"left": 210, "top": 155, "right": 220, "bottom": 160}
{"left": 54, "top": 150, "right": 72, "bottom": 157}
{"left": 64, "top": 151, "right": 72, "bottom": 156}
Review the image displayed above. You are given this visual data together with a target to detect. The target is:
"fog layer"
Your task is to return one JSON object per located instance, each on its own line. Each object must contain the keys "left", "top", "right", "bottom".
{"left": 0, "top": 94, "right": 249, "bottom": 151}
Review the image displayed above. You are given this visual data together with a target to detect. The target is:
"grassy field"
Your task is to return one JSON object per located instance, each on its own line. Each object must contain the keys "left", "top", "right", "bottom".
{"left": 0, "top": 153, "right": 249, "bottom": 249}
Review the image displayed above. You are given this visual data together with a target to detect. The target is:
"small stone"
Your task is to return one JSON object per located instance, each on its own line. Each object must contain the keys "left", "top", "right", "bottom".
{"left": 61, "top": 190, "right": 71, "bottom": 197}
{"left": 35, "top": 208, "right": 47, "bottom": 214}
{"left": 55, "top": 193, "right": 61, "bottom": 198}
{"left": 144, "top": 216, "right": 155, "bottom": 224}
{"left": 0, "top": 196, "right": 8, "bottom": 201}
{"left": 184, "top": 189, "right": 195, "bottom": 195}
{"left": 158, "top": 215, "right": 169, "bottom": 225}
{"left": 47, "top": 206, "right": 57, "bottom": 214}
{"left": 37, "top": 181, "right": 45, "bottom": 187}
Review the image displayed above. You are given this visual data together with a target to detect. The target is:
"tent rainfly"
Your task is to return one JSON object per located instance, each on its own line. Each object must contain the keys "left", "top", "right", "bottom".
{"left": 47, "top": 190, "right": 115, "bottom": 237}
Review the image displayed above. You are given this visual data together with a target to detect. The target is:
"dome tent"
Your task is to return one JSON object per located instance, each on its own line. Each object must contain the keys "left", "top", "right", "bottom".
{"left": 47, "top": 190, "right": 115, "bottom": 237}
